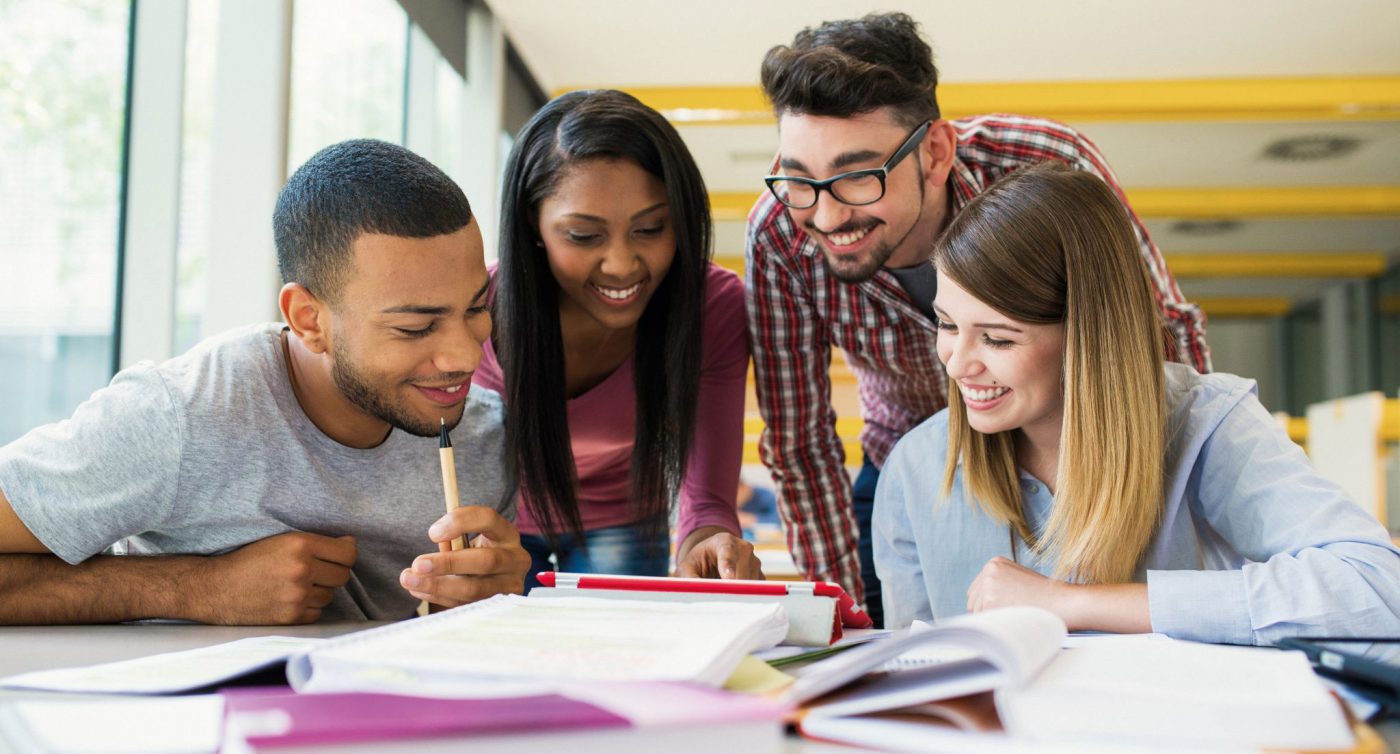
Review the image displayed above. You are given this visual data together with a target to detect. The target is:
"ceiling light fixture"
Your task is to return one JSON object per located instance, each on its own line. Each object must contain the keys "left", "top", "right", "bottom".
{"left": 1261, "top": 135, "right": 1362, "bottom": 162}
{"left": 1168, "top": 219, "right": 1243, "bottom": 236}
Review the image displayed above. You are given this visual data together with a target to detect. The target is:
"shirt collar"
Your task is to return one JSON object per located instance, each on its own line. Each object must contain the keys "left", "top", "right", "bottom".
{"left": 947, "top": 152, "right": 983, "bottom": 212}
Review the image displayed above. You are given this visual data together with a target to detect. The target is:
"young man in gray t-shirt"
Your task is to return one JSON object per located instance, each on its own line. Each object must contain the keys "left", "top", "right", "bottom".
{"left": 0, "top": 139, "right": 529, "bottom": 623}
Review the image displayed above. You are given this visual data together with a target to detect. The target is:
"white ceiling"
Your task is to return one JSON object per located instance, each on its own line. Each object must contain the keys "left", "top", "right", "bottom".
{"left": 488, "top": 0, "right": 1400, "bottom": 90}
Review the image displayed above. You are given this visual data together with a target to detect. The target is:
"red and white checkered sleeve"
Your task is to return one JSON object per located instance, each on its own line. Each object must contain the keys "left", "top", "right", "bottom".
{"left": 745, "top": 220, "right": 865, "bottom": 603}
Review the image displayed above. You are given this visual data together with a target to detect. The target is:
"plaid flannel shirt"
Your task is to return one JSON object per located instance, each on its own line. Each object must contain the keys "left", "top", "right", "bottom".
{"left": 745, "top": 114, "right": 1211, "bottom": 603}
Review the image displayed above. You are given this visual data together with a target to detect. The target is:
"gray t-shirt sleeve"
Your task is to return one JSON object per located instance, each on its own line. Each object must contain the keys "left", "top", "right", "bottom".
{"left": 0, "top": 364, "right": 183, "bottom": 563}
{"left": 462, "top": 384, "right": 514, "bottom": 522}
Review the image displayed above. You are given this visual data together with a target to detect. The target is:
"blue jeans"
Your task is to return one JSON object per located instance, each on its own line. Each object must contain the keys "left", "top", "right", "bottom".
{"left": 521, "top": 521, "right": 670, "bottom": 593}
{"left": 852, "top": 458, "right": 883, "bottom": 628}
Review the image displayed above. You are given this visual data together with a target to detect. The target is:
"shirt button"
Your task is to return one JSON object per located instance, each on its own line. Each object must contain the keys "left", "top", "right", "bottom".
{"left": 1023, "top": 481, "right": 1039, "bottom": 494}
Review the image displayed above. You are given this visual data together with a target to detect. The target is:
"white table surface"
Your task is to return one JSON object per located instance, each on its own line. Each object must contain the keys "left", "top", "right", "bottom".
{"left": 0, "top": 623, "right": 1391, "bottom": 754}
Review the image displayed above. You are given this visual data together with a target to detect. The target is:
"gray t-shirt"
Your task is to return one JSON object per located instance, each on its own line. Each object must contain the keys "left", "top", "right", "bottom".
{"left": 0, "top": 323, "right": 510, "bottom": 621}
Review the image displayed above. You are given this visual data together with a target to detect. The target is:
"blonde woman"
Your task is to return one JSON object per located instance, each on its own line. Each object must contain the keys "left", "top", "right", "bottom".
{"left": 873, "top": 162, "right": 1400, "bottom": 644}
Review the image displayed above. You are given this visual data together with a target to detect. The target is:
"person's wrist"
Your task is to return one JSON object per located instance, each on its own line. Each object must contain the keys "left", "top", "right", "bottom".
{"left": 152, "top": 555, "right": 212, "bottom": 622}
{"left": 676, "top": 525, "right": 722, "bottom": 563}
{"left": 1054, "top": 581, "right": 1090, "bottom": 631}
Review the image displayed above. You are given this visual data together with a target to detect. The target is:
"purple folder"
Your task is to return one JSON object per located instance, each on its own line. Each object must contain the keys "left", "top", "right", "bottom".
{"left": 222, "top": 688, "right": 630, "bottom": 748}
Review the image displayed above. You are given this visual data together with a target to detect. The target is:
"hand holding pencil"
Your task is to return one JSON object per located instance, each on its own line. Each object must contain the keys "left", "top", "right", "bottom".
{"left": 398, "top": 418, "right": 533, "bottom": 607}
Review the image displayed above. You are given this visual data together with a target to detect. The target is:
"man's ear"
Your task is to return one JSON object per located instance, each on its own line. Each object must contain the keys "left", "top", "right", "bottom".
{"left": 923, "top": 119, "right": 959, "bottom": 189}
{"left": 280, "top": 283, "right": 330, "bottom": 354}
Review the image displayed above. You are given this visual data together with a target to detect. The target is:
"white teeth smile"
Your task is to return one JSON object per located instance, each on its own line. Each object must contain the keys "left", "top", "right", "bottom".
{"left": 441, "top": 385, "right": 463, "bottom": 394}
{"left": 965, "top": 386, "right": 1009, "bottom": 402}
{"left": 592, "top": 282, "right": 642, "bottom": 300}
{"left": 827, "top": 226, "right": 871, "bottom": 247}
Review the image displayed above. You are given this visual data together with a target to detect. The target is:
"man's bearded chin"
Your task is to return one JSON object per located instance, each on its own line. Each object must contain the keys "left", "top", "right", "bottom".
{"left": 825, "top": 240, "right": 897, "bottom": 283}
{"left": 331, "top": 350, "right": 451, "bottom": 438}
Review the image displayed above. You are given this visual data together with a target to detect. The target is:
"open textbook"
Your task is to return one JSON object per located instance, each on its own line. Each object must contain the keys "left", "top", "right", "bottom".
{"left": 0, "top": 636, "right": 325, "bottom": 695}
{"left": 789, "top": 607, "right": 1355, "bottom": 752}
{"left": 0, "top": 594, "right": 788, "bottom": 696}
{"left": 286, "top": 593, "right": 788, "bottom": 694}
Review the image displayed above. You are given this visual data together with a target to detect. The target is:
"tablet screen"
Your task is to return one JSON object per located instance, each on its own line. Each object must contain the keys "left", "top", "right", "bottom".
{"left": 1281, "top": 637, "right": 1400, "bottom": 711}
{"left": 1306, "top": 640, "right": 1400, "bottom": 671}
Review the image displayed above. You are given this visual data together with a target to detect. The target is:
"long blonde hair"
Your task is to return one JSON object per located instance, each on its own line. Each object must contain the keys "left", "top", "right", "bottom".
{"left": 934, "top": 163, "right": 1167, "bottom": 584}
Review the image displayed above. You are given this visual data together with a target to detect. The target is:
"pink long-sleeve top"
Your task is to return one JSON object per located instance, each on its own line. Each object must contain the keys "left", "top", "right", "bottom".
{"left": 473, "top": 263, "right": 749, "bottom": 545}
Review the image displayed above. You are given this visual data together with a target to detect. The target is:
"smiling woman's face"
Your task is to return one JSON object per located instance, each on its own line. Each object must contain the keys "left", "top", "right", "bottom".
{"left": 536, "top": 157, "right": 675, "bottom": 334}
{"left": 934, "top": 270, "right": 1066, "bottom": 440}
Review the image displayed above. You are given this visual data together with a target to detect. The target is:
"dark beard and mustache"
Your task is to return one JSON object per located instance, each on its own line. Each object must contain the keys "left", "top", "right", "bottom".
{"left": 331, "top": 350, "right": 467, "bottom": 438}
{"left": 814, "top": 220, "right": 900, "bottom": 283}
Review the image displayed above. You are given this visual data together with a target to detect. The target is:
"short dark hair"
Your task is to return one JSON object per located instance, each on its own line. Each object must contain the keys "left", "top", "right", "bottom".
{"left": 496, "top": 89, "right": 712, "bottom": 547}
{"left": 760, "top": 12, "right": 939, "bottom": 128}
{"left": 273, "top": 138, "right": 472, "bottom": 304}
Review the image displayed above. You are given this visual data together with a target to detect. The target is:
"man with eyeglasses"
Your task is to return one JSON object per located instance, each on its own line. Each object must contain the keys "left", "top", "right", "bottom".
{"left": 746, "top": 12, "right": 1210, "bottom": 626}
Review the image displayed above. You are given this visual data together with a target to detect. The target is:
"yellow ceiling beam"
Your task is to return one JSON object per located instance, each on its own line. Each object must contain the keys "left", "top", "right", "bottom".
{"left": 1125, "top": 186, "right": 1400, "bottom": 218}
{"left": 709, "top": 187, "right": 1400, "bottom": 221}
{"left": 714, "top": 255, "right": 745, "bottom": 277}
{"left": 941, "top": 78, "right": 1400, "bottom": 123}
{"left": 1192, "top": 297, "right": 1295, "bottom": 317}
{"left": 1166, "top": 252, "right": 1390, "bottom": 278}
{"left": 711, "top": 192, "right": 757, "bottom": 222}
{"left": 582, "top": 76, "right": 1400, "bottom": 126}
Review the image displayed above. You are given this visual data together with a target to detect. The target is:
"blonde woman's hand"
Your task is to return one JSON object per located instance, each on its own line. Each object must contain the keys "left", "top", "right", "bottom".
{"left": 966, "top": 556, "right": 1153, "bottom": 634}
{"left": 966, "top": 556, "right": 1073, "bottom": 618}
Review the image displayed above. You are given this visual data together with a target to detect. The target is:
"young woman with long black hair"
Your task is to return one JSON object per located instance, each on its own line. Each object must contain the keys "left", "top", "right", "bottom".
{"left": 474, "top": 90, "right": 759, "bottom": 588}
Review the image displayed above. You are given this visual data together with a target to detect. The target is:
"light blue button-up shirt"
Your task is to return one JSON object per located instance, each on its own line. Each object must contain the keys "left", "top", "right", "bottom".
{"left": 873, "top": 363, "right": 1400, "bottom": 645}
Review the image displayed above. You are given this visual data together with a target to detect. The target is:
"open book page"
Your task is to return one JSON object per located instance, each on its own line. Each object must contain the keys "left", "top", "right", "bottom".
{"left": 0, "top": 636, "right": 323, "bottom": 694}
{"left": 879, "top": 620, "right": 977, "bottom": 670}
{"left": 2, "top": 695, "right": 225, "bottom": 754}
{"left": 1061, "top": 632, "right": 1169, "bottom": 648}
{"left": 799, "top": 712, "right": 1217, "bottom": 754}
{"left": 784, "top": 607, "right": 1066, "bottom": 708}
{"left": 288, "top": 594, "right": 788, "bottom": 695}
{"left": 801, "top": 690, "right": 1241, "bottom": 754}
{"left": 996, "top": 640, "right": 1355, "bottom": 751}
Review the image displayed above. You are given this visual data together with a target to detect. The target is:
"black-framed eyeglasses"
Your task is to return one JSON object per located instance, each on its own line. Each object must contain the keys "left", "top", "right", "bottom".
{"left": 764, "top": 121, "right": 932, "bottom": 210}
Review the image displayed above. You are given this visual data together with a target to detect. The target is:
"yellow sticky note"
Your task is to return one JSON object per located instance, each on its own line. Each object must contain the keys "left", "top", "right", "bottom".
{"left": 723, "top": 654, "right": 795, "bottom": 695}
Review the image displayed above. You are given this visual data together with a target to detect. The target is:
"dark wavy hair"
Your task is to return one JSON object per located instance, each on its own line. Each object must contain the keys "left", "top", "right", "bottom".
{"left": 274, "top": 139, "right": 471, "bottom": 305}
{"left": 761, "top": 12, "right": 940, "bottom": 128}
{"left": 495, "top": 89, "right": 712, "bottom": 549}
